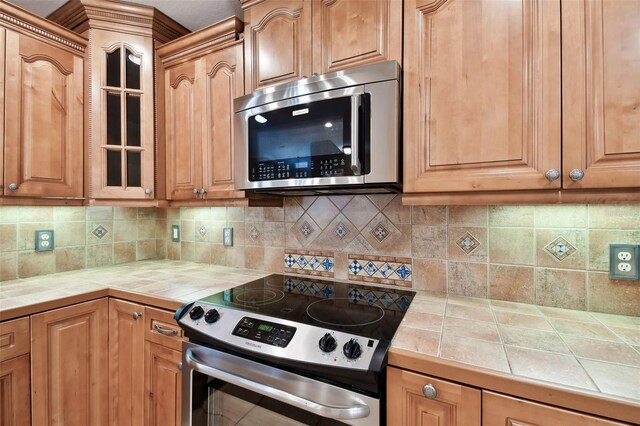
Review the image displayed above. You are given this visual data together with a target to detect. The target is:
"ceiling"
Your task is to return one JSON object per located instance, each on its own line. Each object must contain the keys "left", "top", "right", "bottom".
{"left": 10, "top": 0, "right": 242, "bottom": 32}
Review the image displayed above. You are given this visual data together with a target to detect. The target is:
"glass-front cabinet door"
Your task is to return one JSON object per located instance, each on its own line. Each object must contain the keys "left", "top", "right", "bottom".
{"left": 90, "top": 31, "right": 155, "bottom": 199}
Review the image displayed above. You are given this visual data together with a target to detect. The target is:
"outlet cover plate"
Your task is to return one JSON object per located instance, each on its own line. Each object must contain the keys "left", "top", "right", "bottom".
{"left": 171, "top": 225, "right": 180, "bottom": 242}
{"left": 35, "top": 230, "right": 54, "bottom": 252}
{"left": 609, "top": 244, "right": 640, "bottom": 280}
{"left": 223, "top": 227, "right": 233, "bottom": 247}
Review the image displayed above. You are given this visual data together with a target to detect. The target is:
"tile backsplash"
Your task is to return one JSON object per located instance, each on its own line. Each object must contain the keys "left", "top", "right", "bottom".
{"left": 1, "top": 198, "right": 639, "bottom": 316}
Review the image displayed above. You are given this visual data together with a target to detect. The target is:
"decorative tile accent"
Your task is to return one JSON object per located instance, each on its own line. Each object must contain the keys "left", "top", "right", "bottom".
{"left": 544, "top": 236, "right": 578, "bottom": 261}
{"left": 335, "top": 222, "right": 349, "bottom": 239}
{"left": 92, "top": 225, "right": 108, "bottom": 239}
{"left": 248, "top": 226, "right": 260, "bottom": 241}
{"left": 371, "top": 223, "right": 389, "bottom": 242}
{"left": 284, "top": 278, "right": 295, "bottom": 292}
{"left": 300, "top": 221, "right": 314, "bottom": 238}
{"left": 348, "top": 288, "right": 364, "bottom": 302}
{"left": 282, "top": 277, "right": 335, "bottom": 299}
{"left": 456, "top": 232, "right": 481, "bottom": 254}
{"left": 395, "top": 295, "right": 411, "bottom": 311}
{"left": 309, "top": 283, "right": 320, "bottom": 296}
{"left": 364, "top": 291, "right": 377, "bottom": 305}
{"left": 198, "top": 226, "right": 207, "bottom": 238}
{"left": 284, "top": 250, "right": 334, "bottom": 277}
{"left": 379, "top": 292, "right": 396, "bottom": 308}
{"left": 322, "top": 285, "right": 334, "bottom": 298}
{"left": 347, "top": 255, "right": 413, "bottom": 287}
{"left": 296, "top": 282, "right": 307, "bottom": 294}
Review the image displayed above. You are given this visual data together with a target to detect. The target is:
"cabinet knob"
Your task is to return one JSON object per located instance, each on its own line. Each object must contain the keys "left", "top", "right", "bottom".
{"left": 132, "top": 312, "right": 142, "bottom": 320}
{"left": 198, "top": 188, "right": 207, "bottom": 195}
{"left": 144, "top": 188, "right": 153, "bottom": 195}
{"left": 178, "top": 362, "right": 182, "bottom": 371}
{"left": 545, "top": 169, "right": 560, "bottom": 182}
{"left": 8, "top": 183, "right": 19, "bottom": 192}
{"left": 422, "top": 384, "right": 437, "bottom": 399}
{"left": 192, "top": 189, "right": 199, "bottom": 195}
{"left": 569, "top": 168, "right": 585, "bottom": 181}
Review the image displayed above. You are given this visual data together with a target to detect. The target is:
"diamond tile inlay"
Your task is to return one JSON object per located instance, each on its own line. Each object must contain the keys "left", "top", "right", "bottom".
{"left": 395, "top": 264, "right": 412, "bottom": 280}
{"left": 284, "top": 278, "right": 295, "bottom": 292}
{"left": 284, "top": 250, "right": 335, "bottom": 278}
{"left": 198, "top": 226, "right": 207, "bottom": 237}
{"left": 371, "top": 223, "right": 389, "bottom": 242}
{"left": 297, "top": 255, "right": 308, "bottom": 268}
{"left": 395, "top": 295, "right": 411, "bottom": 311}
{"left": 309, "top": 283, "right": 320, "bottom": 295}
{"left": 364, "top": 291, "right": 377, "bottom": 305}
{"left": 300, "top": 221, "right": 314, "bottom": 238}
{"left": 284, "top": 254, "right": 295, "bottom": 268}
{"left": 335, "top": 222, "right": 349, "bottom": 239}
{"left": 297, "top": 282, "right": 307, "bottom": 294}
{"left": 322, "top": 285, "right": 334, "bottom": 298}
{"left": 544, "top": 236, "right": 577, "bottom": 261}
{"left": 92, "top": 225, "right": 108, "bottom": 239}
{"left": 248, "top": 226, "right": 260, "bottom": 241}
{"left": 456, "top": 232, "right": 481, "bottom": 254}
{"left": 379, "top": 293, "right": 395, "bottom": 308}
{"left": 364, "top": 261, "right": 378, "bottom": 276}
{"left": 349, "top": 260, "right": 363, "bottom": 275}
{"left": 379, "top": 263, "right": 395, "bottom": 278}
{"left": 348, "top": 288, "right": 363, "bottom": 302}
{"left": 322, "top": 257, "right": 334, "bottom": 271}
{"left": 309, "top": 256, "right": 321, "bottom": 270}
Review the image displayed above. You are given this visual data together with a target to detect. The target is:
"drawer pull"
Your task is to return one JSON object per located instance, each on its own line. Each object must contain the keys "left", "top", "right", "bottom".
{"left": 422, "top": 384, "right": 437, "bottom": 399}
{"left": 132, "top": 312, "right": 142, "bottom": 320}
{"left": 154, "top": 324, "right": 178, "bottom": 336}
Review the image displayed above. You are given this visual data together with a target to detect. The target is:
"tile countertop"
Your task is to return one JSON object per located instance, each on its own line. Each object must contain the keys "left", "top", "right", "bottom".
{"left": 1, "top": 260, "right": 639, "bottom": 423}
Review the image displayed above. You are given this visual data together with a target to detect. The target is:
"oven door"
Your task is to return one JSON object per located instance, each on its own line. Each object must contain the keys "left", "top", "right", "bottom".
{"left": 182, "top": 341, "right": 380, "bottom": 426}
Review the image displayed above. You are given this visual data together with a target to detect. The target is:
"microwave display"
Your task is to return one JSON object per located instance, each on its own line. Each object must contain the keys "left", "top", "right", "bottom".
{"left": 248, "top": 96, "right": 364, "bottom": 181}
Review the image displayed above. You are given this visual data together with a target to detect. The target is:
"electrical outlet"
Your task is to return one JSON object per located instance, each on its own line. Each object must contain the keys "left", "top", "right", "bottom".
{"left": 35, "top": 230, "right": 54, "bottom": 252}
{"left": 223, "top": 227, "right": 233, "bottom": 247}
{"left": 171, "top": 225, "right": 180, "bottom": 242}
{"left": 609, "top": 244, "right": 640, "bottom": 280}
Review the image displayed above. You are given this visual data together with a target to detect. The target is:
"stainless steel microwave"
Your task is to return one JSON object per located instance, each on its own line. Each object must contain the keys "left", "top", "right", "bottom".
{"left": 233, "top": 61, "right": 401, "bottom": 195}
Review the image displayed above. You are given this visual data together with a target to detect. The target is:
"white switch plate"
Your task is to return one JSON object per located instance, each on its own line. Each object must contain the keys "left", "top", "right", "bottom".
{"left": 172, "top": 225, "right": 180, "bottom": 242}
{"left": 35, "top": 230, "right": 54, "bottom": 252}
{"left": 223, "top": 227, "right": 233, "bottom": 247}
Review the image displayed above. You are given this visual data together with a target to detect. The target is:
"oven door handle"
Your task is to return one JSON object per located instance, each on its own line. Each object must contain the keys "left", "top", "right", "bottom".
{"left": 184, "top": 347, "right": 371, "bottom": 420}
{"left": 350, "top": 94, "right": 361, "bottom": 176}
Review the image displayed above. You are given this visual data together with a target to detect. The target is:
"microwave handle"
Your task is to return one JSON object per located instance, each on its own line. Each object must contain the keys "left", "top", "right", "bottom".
{"left": 350, "top": 94, "right": 361, "bottom": 175}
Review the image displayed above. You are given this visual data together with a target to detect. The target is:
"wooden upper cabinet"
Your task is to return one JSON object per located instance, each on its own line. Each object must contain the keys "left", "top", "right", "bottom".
{"left": 31, "top": 299, "right": 109, "bottom": 426}
{"left": 403, "top": 0, "right": 561, "bottom": 193}
{"left": 312, "top": 0, "right": 402, "bottom": 74}
{"left": 0, "top": 27, "right": 5, "bottom": 195}
{"left": 387, "top": 367, "right": 481, "bottom": 426}
{"left": 48, "top": 0, "right": 189, "bottom": 201}
{"left": 242, "top": 0, "right": 312, "bottom": 91}
{"left": 165, "top": 60, "right": 201, "bottom": 200}
{"left": 1, "top": 3, "right": 86, "bottom": 198}
{"left": 202, "top": 42, "right": 245, "bottom": 198}
{"left": 562, "top": 0, "right": 640, "bottom": 190}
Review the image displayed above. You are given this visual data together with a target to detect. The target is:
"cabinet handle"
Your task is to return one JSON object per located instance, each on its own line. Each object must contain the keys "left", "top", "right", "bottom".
{"left": 154, "top": 323, "right": 178, "bottom": 336}
{"left": 8, "top": 183, "right": 19, "bottom": 192}
{"left": 198, "top": 188, "right": 207, "bottom": 195}
{"left": 144, "top": 188, "right": 153, "bottom": 195}
{"left": 569, "top": 169, "right": 585, "bottom": 181}
{"left": 545, "top": 169, "right": 560, "bottom": 182}
{"left": 132, "top": 312, "right": 142, "bottom": 320}
{"left": 422, "top": 384, "right": 437, "bottom": 399}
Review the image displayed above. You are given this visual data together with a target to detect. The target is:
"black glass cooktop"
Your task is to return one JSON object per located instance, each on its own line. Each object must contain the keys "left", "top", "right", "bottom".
{"left": 199, "top": 274, "right": 414, "bottom": 342}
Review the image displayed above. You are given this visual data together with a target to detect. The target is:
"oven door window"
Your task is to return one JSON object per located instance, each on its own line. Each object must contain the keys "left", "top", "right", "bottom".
{"left": 248, "top": 95, "right": 367, "bottom": 182}
{"left": 202, "top": 375, "right": 348, "bottom": 426}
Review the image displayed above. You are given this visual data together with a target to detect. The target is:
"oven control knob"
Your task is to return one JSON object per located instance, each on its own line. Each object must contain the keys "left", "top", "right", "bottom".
{"left": 318, "top": 333, "right": 337, "bottom": 353}
{"left": 343, "top": 338, "right": 362, "bottom": 360}
{"left": 189, "top": 306, "right": 205, "bottom": 320}
{"left": 204, "top": 309, "right": 220, "bottom": 324}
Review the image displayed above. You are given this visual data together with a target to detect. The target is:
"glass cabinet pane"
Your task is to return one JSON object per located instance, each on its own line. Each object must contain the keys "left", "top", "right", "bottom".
{"left": 106, "top": 49, "right": 121, "bottom": 87}
{"left": 126, "top": 94, "right": 141, "bottom": 147}
{"left": 106, "top": 150, "right": 122, "bottom": 186}
{"left": 107, "top": 93, "right": 121, "bottom": 145}
{"left": 126, "top": 49, "right": 141, "bottom": 90}
{"left": 127, "top": 151, "right": 141, "bottom": 187}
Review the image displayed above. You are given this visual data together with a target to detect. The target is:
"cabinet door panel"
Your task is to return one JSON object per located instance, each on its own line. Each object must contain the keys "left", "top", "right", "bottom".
{"left": 165, "top": 60, "right": 201, "bottom": 200}
{"left": 203, "top": 42, "right": 245, "bottom": 198}
{"left": 562, "top": 0, "right": 640, "bottom": 189}
{"left": 145, "top": 342, "right": 181, "bottom": 426}
{"left": 312, "top": 0, "right": 402, "bottom": 73}
{"left": 109, "top": 299, "right": 145, "bottom": 426}
{"left": 245, "top": 0, "right": 312, "bottom": 91}
{"left": 0, "top": 354, "right": 30, "bottom": 426}
{"left": 31, "top": 299, "right": 109, "bottom": 426}
{"left": 0, "top": 28, "right": 4, "bottom": 193}
{"left": 403, "top": 0, "right": 561, "bottom": 192}
{"left": 4, "top": 30, "right": 83, "bottom": 197}
{"left": 387, "top": 367, "right": 481, "bottom": 426}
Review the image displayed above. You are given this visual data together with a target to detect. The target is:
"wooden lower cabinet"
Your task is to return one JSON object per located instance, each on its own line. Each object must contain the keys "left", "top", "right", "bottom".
{"left": 31, "top": 298, "right": 109, "bottom": 426}
{"left": 387, "top": 366, "right": 481, "bottom": 426}
{"left": 0, "top": 354, "right": 30, "bottom": 426}
{"left": 483, "top": 391, "right": 629, "bottom": 426}
{"left": 145, "top": 342, "right": 182, "bottom": 426}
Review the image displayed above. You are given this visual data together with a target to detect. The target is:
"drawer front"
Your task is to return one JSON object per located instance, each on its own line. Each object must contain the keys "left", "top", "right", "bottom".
{"left": 0, "top": 317, "right": 30, "bottom": 362}
{"left": 144, "top": 306, "right": 183, "bottom": 351}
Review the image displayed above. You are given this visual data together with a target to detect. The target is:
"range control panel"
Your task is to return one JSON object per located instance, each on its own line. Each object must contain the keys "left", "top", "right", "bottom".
{"left": 232, "top": 316, "right": 296, "bottom": 348}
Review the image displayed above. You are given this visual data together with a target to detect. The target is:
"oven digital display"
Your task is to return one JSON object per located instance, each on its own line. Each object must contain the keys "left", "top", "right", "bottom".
{"left": 258, "top": 324, "right": 273, "bottom": 332}
{"left": 232, "top": 317, "right": 296, "bottom": 348}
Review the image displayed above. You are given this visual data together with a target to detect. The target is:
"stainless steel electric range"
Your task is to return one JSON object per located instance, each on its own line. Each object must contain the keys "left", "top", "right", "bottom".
{"left": 174, "top": 274, "right": 414, "bottom": 426}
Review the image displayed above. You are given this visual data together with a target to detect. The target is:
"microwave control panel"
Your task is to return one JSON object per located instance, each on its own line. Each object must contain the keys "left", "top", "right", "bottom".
{"left": 250, "top": 155, "right": 352, "bottom": 181}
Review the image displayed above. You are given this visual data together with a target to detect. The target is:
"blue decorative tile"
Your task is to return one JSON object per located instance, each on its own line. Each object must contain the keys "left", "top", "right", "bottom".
{"left": 297, "top": 255, "right": 308, "bottom": 268}
{"left": 371, "top": 223, "right": 389, "bottom": 242}
{"left": 395, "top": 264, "right": 412, "bottom": 280}
{"left": 284, "top": 278, "right": 295, "bottom": 292}
{"left": 349, "top": 260, "right": 363, "bottom": 275}
{"left": 363, "top": 261, "right": 378, "bottom": 276}
{"left": 456, "top": 232, "right": 480, "bottom": 254}
{"left": 335, "top": 222, "right": 348, "bottom": 239}
{"left": 300, "top": 221, "right": 314, "bottom": 238}
{"left": 544, "top": 236, "right": 577, "bottom": 261}
{"left": 322, "top": 257, "right": 334, "bottom": 271}
{"left": 92, "top": 225, "right": 108, "bottom": 239}
{"left": 309, "top": 256, "right": 321, "bottom": 270}
{"left": 322, "top": 285, "right": 334, "bottom": 298}
{"left": 198, "top": 226, "right": 207, "bottom": 237}
{"left": 379, "top": 263, "right": 395, "bottom": 278}
{"left": 364, "top": 291, "right": 377, "bottom": 305}
{"left": 348, "top": 288, "right": 363, "bottom": 303}
{"left": 284, "top": 254, "right": 295, "bottom": 268}
{"left": 379, "top": 293, "right": 394, "bottom": 308}
{"left": 395, "top": 295, "right": 411, "bottom": 311}
{"left": 297, "top": 282, "right": 307, "bottom": 294}
{"left": 309, "top": 283, "right": 320, "bottom": 295}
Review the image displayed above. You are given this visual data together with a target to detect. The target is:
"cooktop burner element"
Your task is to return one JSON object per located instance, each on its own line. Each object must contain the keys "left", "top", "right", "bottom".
{"left": 232, "top": 289, "right": 285, "bottom": 306}
{"left": 306, "top": 298, "right": 385, "bottom": 327}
